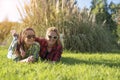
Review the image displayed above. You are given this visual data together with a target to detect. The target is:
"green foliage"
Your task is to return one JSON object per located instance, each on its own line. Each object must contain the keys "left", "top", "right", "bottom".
{"left": 63, "top": 14, "right": 116, "bottom": 52}
{"left": 109, "top": 2, "right": 120, "bottom": 23}
{"left": 91, "top": 0, "right": 117, "bottom": 32}
{"left": 16, "top": 0, "right": 118, "bottom": 52}
{"left": 117, "top": 24, "right": 120, "bottom": 47}
{"left": 0, "top": 48, "right": 120, "bottom": 80}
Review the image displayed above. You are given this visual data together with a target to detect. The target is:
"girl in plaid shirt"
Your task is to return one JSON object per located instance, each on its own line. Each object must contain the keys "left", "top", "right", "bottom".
{"left": 35, "top": 27, "right": 63, "bottom": 62}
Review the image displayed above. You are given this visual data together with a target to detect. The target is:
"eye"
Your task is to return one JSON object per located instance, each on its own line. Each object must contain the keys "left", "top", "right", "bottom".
{"left": 48, "top": 35, "right": 52, "bottom": 39}
{"left": 48, "top": 35, "right": 58, "bottom": 39}
{"left": 53, "top": 36, "right": 58, "bottom": 39}
{"left": 26, "top": 35, "right": 35, "bottom": 39}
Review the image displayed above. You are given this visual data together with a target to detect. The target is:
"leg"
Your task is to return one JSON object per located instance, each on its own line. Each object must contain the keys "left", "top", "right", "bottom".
{"left": 7, "top": 36, "right": 18, "bottom": 59}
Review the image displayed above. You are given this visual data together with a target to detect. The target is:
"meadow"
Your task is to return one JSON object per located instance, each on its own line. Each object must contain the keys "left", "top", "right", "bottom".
{"left": 0, "top": 0, "right": 120, "bottom": 80}
{"left": 0, "top": 47, "right": 120, "bottom": 80}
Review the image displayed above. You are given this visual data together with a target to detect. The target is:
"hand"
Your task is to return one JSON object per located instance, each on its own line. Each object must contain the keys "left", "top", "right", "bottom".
{"left": 52, "top": 61, "right": 56, "bottom": 63}
{"left": 27, "top": 56, "right": 34, "bottom": 62}
{"left": 19, "top": 56, "right": 34, "bottom": 63}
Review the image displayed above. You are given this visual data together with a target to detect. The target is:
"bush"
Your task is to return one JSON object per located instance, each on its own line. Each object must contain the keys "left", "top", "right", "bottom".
{"left": 17, "top": 0, "right": 117, "bottom": 52}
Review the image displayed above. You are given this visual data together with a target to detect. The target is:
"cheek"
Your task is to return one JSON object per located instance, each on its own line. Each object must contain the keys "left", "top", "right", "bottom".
{"left": 46, "top": 37, "right": 50, "bottom": 41}
{"left": 24, "top": 38, "right": 28, "bottom": 43}
{"left": 50, "top": 39, "right": 57, "bottom": 43}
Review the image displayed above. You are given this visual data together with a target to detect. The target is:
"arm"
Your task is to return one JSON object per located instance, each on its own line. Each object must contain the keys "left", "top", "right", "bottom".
{"left": 19, "top": 42, "right": 40, "bottom": 63}
{"left": 31, "top": 42, "right": 40, "bottom": 62}
{"left": 19, "top": 56, "right": 33, "bottom": 63}
{"left": 52, "top": 45, "right": 63, "bottom": 61}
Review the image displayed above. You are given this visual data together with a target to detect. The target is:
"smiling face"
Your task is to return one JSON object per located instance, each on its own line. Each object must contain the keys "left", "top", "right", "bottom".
{"left": 46, "top": 31, "right": 58, "bottom": 47}
{"left": 23, "top": 30, "right": 35, "bottom": 46}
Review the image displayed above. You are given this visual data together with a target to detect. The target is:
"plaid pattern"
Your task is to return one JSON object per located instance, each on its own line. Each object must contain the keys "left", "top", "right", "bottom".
{"left": 35, "top": 38, "right": 63, "bottom": 61}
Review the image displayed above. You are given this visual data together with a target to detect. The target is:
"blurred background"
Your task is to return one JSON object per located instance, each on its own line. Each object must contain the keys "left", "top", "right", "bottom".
{"left": 0, "top": 0, "right": 120, "bottom": 52}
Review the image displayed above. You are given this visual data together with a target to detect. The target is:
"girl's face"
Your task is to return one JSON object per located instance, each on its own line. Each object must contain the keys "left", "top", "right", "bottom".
{"left": 24, "top": 30, "right": 35, "bottom": 45}
{"left": 46, "top": 31, "right": 58, "bottom": 46}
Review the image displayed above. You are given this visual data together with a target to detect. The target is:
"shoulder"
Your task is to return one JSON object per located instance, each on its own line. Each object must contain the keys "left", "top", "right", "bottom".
{"left": 53, "top": 44, "right": 63, "bottom": 50}
{"left": 57, "top": 44, "right": 63, "bottom": 50}
{"left": 35, "top": 37, "right": 46, "bottom": 43}
{"left": 35, "top": 37, "right": 47, "bottom": 46}
{"left": 32, "top": 42, "right": 40, "bottom": 48}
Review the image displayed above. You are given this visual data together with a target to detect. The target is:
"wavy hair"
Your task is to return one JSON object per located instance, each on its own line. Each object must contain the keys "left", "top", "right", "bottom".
{"left": 15, "top": 27, "right": 35, "bottom": 55}
{"left": 46, "top": 27, "right": 62, "bottom": 46}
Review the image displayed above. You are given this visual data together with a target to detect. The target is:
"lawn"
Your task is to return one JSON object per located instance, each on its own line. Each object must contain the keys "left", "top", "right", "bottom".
{"left": 0, "top": 47, "right": 120, "bottom": 80}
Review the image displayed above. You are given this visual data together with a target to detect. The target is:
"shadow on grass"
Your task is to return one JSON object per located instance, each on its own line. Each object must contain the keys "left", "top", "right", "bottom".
{"left": 61, "top": 57, "right": 120, "bottom": 67}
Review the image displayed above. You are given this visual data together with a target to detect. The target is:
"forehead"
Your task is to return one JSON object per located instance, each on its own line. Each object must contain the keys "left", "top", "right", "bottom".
{"left": 25, "top": 30, "right": 35, "bottom": 35}
{"left": 47, "top": 31, "right": 57, "bottom": 36}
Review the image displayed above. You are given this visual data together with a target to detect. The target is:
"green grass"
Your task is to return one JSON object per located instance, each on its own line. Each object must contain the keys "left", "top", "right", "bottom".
{"left": 0, "top": 47, "right": 120, "bottom": 80}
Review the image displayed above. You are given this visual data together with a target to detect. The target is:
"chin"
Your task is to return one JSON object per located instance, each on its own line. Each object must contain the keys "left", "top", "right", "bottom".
{"left": 47, "top": 40, "right": 56, "bottom": 45}
{"left": 50, "top": 42, "right": 55, "bottom": 45}
{"left": 27, "top": 42, "right": 34, "bottom": 45}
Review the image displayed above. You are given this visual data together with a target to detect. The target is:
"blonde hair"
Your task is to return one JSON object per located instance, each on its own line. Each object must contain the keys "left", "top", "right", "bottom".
{"left": 46, "top": 27, "right": 61, "bottom": 45}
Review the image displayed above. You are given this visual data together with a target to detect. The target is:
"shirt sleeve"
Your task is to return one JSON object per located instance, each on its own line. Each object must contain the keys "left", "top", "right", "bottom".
{"left": 52, "top": 45, "right": 63, "bottom": 61}
{"left": 31, "top": 42, "right": 40, "bottom": 61}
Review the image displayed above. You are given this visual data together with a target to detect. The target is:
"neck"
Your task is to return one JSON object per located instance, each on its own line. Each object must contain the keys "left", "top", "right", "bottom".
{"left": 25, "top": 44, "right": 31, "bottom": 49}
{"left": 48, "top": 44, "right": 53, "bottom": 48}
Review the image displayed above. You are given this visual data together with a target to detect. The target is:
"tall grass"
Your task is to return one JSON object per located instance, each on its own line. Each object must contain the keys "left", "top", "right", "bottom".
{"left": 0, "top": 21, "right": 17, "bottom": 45}
{"left": 17, "top": 0, "right": 117, "bottom": 52}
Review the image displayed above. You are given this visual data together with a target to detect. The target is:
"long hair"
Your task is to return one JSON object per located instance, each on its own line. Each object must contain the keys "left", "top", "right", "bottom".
{"left": 46, "top": 27, "right": 62, "bottom": 46}
{"left": 15, "top": 27, "right": 35, "bottom": 55}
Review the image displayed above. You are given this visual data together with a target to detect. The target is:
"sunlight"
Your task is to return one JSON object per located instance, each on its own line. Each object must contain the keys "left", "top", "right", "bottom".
{"left": 0, "top": 0, "right": 24, "bottom": 22}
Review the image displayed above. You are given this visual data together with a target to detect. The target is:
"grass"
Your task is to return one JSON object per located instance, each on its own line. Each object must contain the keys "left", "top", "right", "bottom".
{"left": 0, "top": 47, "right": 120, "bottom": 80}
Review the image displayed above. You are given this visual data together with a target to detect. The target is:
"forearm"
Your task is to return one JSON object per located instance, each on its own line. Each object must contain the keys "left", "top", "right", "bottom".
{"left": 19, "top": 58, "right": 28, "bottom": 62}
{"left": 32, "top": 42, "right": 40, "bottom": 61}
{"left": 53, "top": 51, "right": 63, "bottom": 61}
{"left": 19, "top": 56, "right": 34, "bottom": 63}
